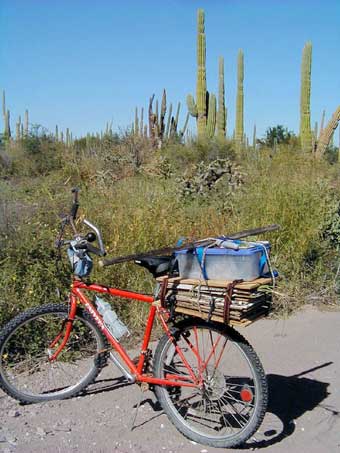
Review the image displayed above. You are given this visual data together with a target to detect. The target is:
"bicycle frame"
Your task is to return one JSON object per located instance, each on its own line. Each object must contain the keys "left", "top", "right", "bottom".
{"left": 48, "top": 279, "right": 217, "bottom": 389}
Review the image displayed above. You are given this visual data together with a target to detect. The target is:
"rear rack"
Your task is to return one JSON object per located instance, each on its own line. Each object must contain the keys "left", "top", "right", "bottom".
{"left": 157, "top": 276, "right": 275, "bottom": 327}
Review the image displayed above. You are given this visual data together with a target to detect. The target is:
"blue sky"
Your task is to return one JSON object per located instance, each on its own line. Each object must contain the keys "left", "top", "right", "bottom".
{"left": 1, "top": 0, "right": 339, "bottom": 139}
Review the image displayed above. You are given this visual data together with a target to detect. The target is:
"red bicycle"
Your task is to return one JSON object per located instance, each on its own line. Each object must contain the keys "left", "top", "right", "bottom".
{"left": 0, "top": 190, "right": 268, "bottom": 448}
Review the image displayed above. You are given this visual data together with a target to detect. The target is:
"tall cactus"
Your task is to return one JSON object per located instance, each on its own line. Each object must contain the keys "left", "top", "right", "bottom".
{"left": 159, "top": 89, "right": 167, "bottom": 138}
{"left": 2, "top": 90, "right": 10, "bottom": 138}
{"left": 316, "top": 106, "right": 340, "bottom": 157}
{"left": 24, "top": 109, "right": 29, "bottom": 136}
{"left": 165, "top": 103, "right": 173, "bottom": 138}
{"left": 2, "top": 90, "right": 6, "bottom": 125}
{"left": 66, "top": 128, "right": 70, "bottom": 146}
{"left": 196, "top": 9, "right": 206, "bottom": 136}
{"left": 252, "top": 124, "right": 257, "bottom": 150}
{"left": 134, "top": 107, "right": 139, "bottom": 136}
{"left": 300, "top": 41, "right": 312, "bottom": 152}
{"left": 4, "top": 110, "right": 11, "bottom": 138}
{"left": 174, "top": 102, "right": 181, "bottom": 130}
{"left": 235, "top": 50, "right": 244, "bottom": 148}
{"left": 16, "top": 116, "right": 21, "bottom": 140}
{"left": 180, "top": 112, "right": 190, "bottom": 138}
{"left": 140, "top": 108, "right": 144, "bottom": 136}
{"left": 186, "top": 9, "right": 216, "bottom": 139}
{"left": 217, "top": 56, "right": 226, "bottom": 139}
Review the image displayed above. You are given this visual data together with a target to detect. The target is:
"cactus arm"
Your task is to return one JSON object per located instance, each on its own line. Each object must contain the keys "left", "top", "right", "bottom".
{"left": 319, "top": 109, "right": 325, "bottom": 138}
{"left": 186, "top": 94, "right": 198, "bottom": 117}
{"left": 316, "top": 106, "right": 340, "bottom": 156}
{"left": 206, "top": 93, "right": 216, "bottom": 138}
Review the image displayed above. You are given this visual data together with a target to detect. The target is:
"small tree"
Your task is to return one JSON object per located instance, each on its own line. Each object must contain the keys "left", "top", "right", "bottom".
{"left": 260, "top": 125, "right": 294, "bottom": 147}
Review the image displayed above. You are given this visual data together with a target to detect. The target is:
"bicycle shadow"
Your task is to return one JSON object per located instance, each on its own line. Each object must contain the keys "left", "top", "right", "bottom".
{"left": 77, "top": 361, "right": 338, "bottom": 449}
{"left": 80, "top": 376, "right": 131, "bottom": 396}
{"left": 242, "top": 362, "right": 337, "bottom": 449}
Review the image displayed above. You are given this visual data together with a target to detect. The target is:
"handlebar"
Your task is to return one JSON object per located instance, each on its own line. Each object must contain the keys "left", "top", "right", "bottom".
{"left": 70, "top": 187, "right": 80, "bottom": 220}
{"left": 56, "top": 188, "right": 106, "bottom": 258}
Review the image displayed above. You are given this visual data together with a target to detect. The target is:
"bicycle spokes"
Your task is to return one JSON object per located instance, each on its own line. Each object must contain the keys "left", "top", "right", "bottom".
{"left": 157, "top": 325, "right": 261, "bottom": 439}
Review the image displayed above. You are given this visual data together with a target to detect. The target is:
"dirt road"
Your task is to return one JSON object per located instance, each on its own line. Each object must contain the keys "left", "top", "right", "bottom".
{"left": 1, "top": 305, "right": 339, "bottom": 453}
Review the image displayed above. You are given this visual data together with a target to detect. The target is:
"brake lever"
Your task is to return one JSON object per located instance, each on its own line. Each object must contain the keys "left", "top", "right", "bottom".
{"left": 83, "top": 219, "right": 106, "bottom": 256}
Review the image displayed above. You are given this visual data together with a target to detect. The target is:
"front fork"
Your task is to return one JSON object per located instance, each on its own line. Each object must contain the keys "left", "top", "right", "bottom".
{"left": 48, "top": 294, "right": 78, "bottom": 362}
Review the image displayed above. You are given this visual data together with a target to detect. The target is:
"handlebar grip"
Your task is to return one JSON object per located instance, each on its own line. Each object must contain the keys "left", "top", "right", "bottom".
{"left": 74, "top": 242, "right": 105, "bottom": 257}
{"left": 98, "top": 256, "right": 127, "bottom": 267}
{"left": 98, "top": 257, "right": 115, "bottom": 267}
{"left": 86, "top": 243, "right": 106, "bottom": 257}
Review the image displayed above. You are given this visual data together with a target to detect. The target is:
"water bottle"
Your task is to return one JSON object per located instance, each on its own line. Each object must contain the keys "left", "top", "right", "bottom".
{"left": 215, "top": 239, "right": 240, "bottom": 250}
{"left": 94, "top": 296, "right": 129, "bottom": 340}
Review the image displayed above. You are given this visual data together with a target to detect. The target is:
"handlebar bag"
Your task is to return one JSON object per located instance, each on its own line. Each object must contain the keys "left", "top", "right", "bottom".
{"left": 67, "top": 247, "right": 93, "bottom": 277}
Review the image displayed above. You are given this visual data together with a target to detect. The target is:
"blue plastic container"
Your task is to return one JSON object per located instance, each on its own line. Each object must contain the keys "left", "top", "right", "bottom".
{"left": 175, "top": 242, "right": 270, "bottom": 281}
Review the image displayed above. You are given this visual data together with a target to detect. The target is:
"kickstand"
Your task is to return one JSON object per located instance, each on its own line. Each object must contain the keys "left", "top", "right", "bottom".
{"left": 130, "top": 387, "right": 144, "bottom": 431}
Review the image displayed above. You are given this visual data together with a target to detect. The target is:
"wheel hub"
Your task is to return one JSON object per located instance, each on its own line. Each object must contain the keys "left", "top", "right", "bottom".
{"left": 203, "top": 366, "right": 227, "bottom": 399}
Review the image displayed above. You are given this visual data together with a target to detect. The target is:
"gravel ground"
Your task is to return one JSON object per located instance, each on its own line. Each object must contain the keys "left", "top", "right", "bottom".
{"left": 0, "top": 305, "right": 339, "bottom": 453}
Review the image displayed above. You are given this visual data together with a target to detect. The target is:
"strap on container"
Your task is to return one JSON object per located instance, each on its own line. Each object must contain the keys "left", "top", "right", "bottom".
{"left": 259, "top": 251, "right": 267, "bottom": 275}
{"left": 195, "top": 246, "right": 208, "bottom": 280}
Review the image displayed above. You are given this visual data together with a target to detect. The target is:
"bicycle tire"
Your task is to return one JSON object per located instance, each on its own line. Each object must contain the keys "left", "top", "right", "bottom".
{"left": 153, "top": 320, "right": 268, "bottom": 448}
{"left": 0, "top": 303, "right": 109, "bottom": 404}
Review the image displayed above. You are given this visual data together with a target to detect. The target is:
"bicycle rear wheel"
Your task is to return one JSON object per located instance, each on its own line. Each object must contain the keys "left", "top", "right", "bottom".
{"left": 153, "top": 320, "right": 268, "bottom": 448}
{"left": 0, "top": 303, "right": 109, "bottom": 404}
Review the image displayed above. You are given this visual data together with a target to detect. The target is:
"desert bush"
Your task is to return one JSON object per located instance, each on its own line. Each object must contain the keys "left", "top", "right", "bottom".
{"left": 161, "top": 138, "right": 235, "bottom": 170}
{"left": 177, "top": 158, "right": 244, "bottom": 199}
{"left": 1, "top": 139, "right": 340, "bottom": 331}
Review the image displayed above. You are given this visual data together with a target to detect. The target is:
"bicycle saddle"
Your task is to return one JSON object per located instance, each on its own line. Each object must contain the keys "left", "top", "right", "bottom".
{"left": 134, "top": 256, "right": 177, "bottom": 278}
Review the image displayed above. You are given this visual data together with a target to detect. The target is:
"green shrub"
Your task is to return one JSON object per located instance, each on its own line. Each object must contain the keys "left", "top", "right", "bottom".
{"left": 1, "top": 139, "right": 340, "bottom": 331}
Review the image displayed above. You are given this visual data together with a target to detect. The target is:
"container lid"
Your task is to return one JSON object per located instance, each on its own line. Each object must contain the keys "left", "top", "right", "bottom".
{"left": 175, "top": 242, "right": 269, "bottom": 256}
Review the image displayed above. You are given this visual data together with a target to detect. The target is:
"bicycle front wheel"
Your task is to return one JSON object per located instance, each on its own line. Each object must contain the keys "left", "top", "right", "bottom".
{"left": 0, "top": 303, "right": 109, "bottom": 404}
{"left": 153, "top": 320, "right": 268, "bottom": 448}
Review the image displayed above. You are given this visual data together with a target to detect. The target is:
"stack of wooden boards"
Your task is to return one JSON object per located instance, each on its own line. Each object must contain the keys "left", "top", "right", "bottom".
{"left": 157, "top": 276, "right": 274, "bottom": 327}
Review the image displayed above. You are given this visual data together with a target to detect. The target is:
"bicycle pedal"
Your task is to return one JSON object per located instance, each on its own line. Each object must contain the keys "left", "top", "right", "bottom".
{"left": 140, "top": 382, "right": 149, "bottom": 392}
